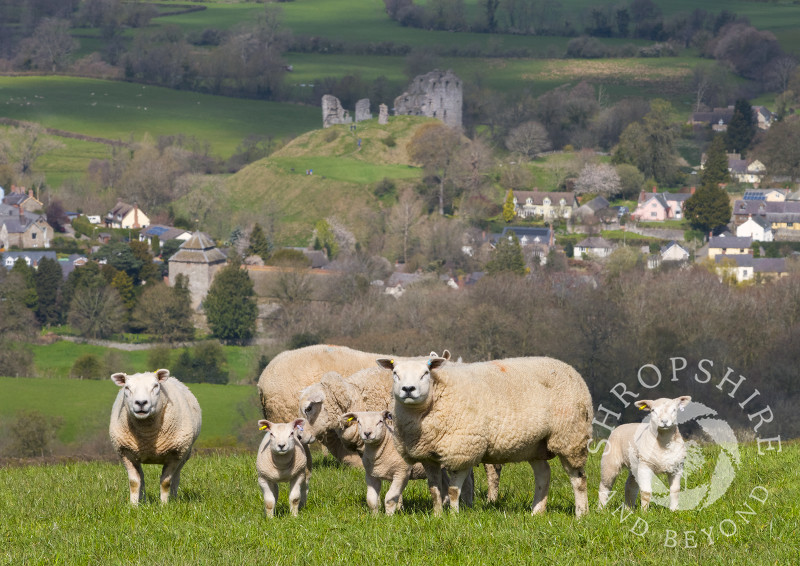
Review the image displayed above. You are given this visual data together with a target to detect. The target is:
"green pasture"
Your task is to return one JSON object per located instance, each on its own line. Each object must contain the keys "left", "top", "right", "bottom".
{"left": 269, "top": 155, "right": 420, "bottom": 184}
{"left": 0, "top": 376, "right": 261, "bottom": 447}
{"left": 0, "top": 76, "right": 318, "bottom": 159}
{"left": 0, "top": 442, "right": 795, "bottom": 563}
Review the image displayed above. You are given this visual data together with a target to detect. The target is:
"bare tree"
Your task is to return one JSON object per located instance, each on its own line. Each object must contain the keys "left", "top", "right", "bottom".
{"left": 407, "top": 123, "right": 463, "bottom": 215}
{"left": 768, "top": 55, "right": 798, "bottom": 93}
{"left": 388, "top": 189, "right": 424, "bottom": 264}
{"left": 15, "top": 18, "right": 77, "bottom": 72}
{"left": 504, "top": 120, "right": 551, "bottom": 158}
{"left": 574, "top": 163, "right": 621, "bottom": 196}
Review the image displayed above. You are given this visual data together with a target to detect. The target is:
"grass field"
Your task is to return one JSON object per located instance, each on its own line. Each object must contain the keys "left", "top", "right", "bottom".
{"left": 0, "top": 442, "right": 795, "bottom": 563}
{"left": 0, "top": 376, "right": 261, "bottom": 448}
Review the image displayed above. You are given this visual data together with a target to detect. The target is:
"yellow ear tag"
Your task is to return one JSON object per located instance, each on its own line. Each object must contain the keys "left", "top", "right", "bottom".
{"left": 347, "top": 416, "right": 354, "bottom": 422}
{"left": 259, "top": 425, "right": 268, "bottom": 430}
{"left": 638, "top": 405, "right": 646, "bottom": 410}
{"left": 390, "top": 359, "right": 395, "bottom": 365}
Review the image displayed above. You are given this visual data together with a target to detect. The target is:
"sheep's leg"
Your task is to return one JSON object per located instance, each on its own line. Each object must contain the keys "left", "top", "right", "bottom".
{"left": 445, "top": 468, "right": 472, "bottom": 513}
{"left": 624, "top": 472, "right": 639, "bottom": 508}
{"left": 303, "top": 443, "right": 313, "bottom": 484}
{"left": 122, "top": 456, "right": 144, "bottom": 505}
{"left": 559, "top": 456, "right": 589, "bottom": 518}
{"left": 667, "top": 470, "right": 681, "bottom": 511}
{"left": 299, "top": 476, "right": 309, "bottom": 510}
{"left": 365, "top": 474, "right": 383, "bottom": 514}
{"left": 325, "top": 435, "right": 363, "bottom": 468}
{"left": 385, "top": 470, "right": 411, "bottom": 516}
{"left": 160, "top": 457, "right": 187, "bottom": 503}
{"left": 424, "top": 463, "right": 445, "bottom": 516}
{"left": 260, "top": 477, "right": 278, "bottom": 518}
{"left": 460, "top": 468, "right": 474, "bottom": 508}
{"left": 288, "top": 475, "right": 305, "bottom": 517}
{"left": 485, "top": 464, "right": 502, "bottom": 503}
{"left": 529, "top": 459, "right": 551, "bottom": 515}
{"left": 598, "top": 459, "right": 621, "bottom": 509}
{"left": 636, "top": 466, "right": 654, "bottom": 511}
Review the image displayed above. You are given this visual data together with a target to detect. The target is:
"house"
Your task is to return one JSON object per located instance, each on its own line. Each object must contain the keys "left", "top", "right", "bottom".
{"left": 512, "top": 191, "right": 577, "bottom": 220}
{"left": 139, "top": 225, "right": 192, "bottom": 246}
{"left": 2, "top": 185, "right": 43, "bottom": 213}
{"left": 383, "top": 271, "right": 425, "bottom": 297}
{"left": 732, "top": 200, "right": 800, "bottom": 235}
{"left": 647, "top": 241, "right": 690, "bottom": 269}
{"left": 690, "top": 105, "right": 773, "bottom": 131}
{"left": 495, "top": 226, "right": 554, "bottom": 265}
{"left": 736, "top": 215, "right": 773, "bottom": 242}
{"left": 743, "top": 189, "right": 786, "bottom": 202}
{"left": 105, "top": 201, "right": 150, "bottom": 229}
{"left": 707, "top": 235, "right": 753, "bottom": 260}
{"left": 574, "top": 237, "right": 613, "bottom": 260}
{"left": 574, "top": 196, "right": 612, "bottom": 222}
{"left": 0, "top": 204, "right": 52, "bottom": 249}
{"left": 631, "top": 188, "right": 694, "bottom": 221}
{"left": 1, "top": 250, "right": 58, "bottom": 270}
{"left": 715, "top": 256, "right": 788, "bottom": 283}
{"left": 726, "top": 154, "right": 766, "bottom": 184}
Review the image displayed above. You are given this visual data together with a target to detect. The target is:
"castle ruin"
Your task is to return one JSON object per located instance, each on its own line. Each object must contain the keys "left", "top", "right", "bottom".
{"left": 322, "top": 95, "right": 352, "bottom": 128}
{"left": 393, "top": 69, "right": 462, "bottom": 129}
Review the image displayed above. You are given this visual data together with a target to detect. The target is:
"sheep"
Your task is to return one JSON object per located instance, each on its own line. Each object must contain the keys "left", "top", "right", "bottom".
{"left": 258, "top": 345, "right": 399, "bottom": 467}
{"left": 382, "top": 355, "right": 593, "bottom": 517}
{"left": 109, "top": 369, "right": 202, "bottom": 505}
{"left": 256, "top": 418, "right": 309, "bottom": 518}
{"left": 339, "top": 410, "right": 427, "bottom": 515}
{"left": 598, "top": 396, "right": 691, "bottom": 512}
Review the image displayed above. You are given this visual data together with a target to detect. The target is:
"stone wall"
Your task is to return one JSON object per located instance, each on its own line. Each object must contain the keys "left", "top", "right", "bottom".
{"left": 322, "top": 94, "right": 352, "bottom": 128}
{"left": 393, "top": 69, "right": 462, "bottom": 129}
{"left": 355, "top": 98, "right": 371, "bottom": 122}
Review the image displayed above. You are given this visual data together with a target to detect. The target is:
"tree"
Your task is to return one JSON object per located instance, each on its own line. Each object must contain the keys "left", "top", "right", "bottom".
{"left": 754, "top": 115, "right": 800, "bottom": 180}
{"left": 504, "top": 121, "right": 551, "bottom": 158}
{"left": 702, "top": 135, "right": 731, "bottom": 187}
{"left": 245, "top": 223, "right": 272, "bottom": 261}
{"left": 173, "top": 342, "right": 229, "bottom": 384}
{"left": 15, "top": 18, "right": 77, "bottom": 72}
{"left": 486, "top": 233, "right": 526, "bottom": 276}
{"left": 574, "top": 163, "right": 621, "bottom": 197}
{"left": 613, "top": 99, "right": 679, "bottom": 185}
{"left": 68, "top": 286, "right": 126, "bottom": 339}
{"left": 11, "top": 259, "right": 38, "bottom": 312}
{"left": 93, "top": 242, "right": 143, "bottom": 282}
{"left": 407, "top": 123, "right": 463, "bottom": 215}
{"left": 615, "top": 163, "right": 645, "bottom": 199}
{"left": 110, "top": 271, "right": 136, "bottom": 312}
{"left": 128, "top": 240, "right": 159, "bottom": 284}
{"left": 203, "top": 259, "right": 257, "bottom": 344}
{"left": 725, "top": 99, "right": 757, "bottom": 155}
{"left": 45, "top": 200, "right": 69, "bottom": 233}
{"left": 133, "top": 280, "right": 194, "bottom": 342}
{"left": 62, "top": 262, "right": 106, "bottom": 312}
{"left": 70, "top": 354, "right": 104, "bottom": 379}
{"left": 502, "top": 189, "right": 516, "bottom": 223}
{"left": 683, "top": 185, "right": 732, "bottom": 236}
{"left": 388, "top": 189, "right": 424, "bottom": 264}
{"left": 34, "top": 256, "right": 62, "bottom": 326}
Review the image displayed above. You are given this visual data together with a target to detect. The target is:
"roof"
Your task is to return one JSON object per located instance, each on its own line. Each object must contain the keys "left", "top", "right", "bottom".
{"left": 1, "top": 250, "right": 58, "bottom": 265}
{"left": 499, "top": 226, "right": 552, "bottom": 245}
{"left": 743, "top": 189, "right": 785, "bottom": 201}
{"left": 577, "top": 196, "right": 610, "bottom": 213}
{"left": 691, "top": 107, "right": 734, "bottom": 125}
{"left": 728, "top": 156, "right": 748, "bottom": 174}
{"left": 739, "top": 215, "right": 772, "bottom": 230}
{"left": 576, "top": 237, "right": 612, "bottom": 249}
{"left": 708, "top": 236, "right": 752, "bottom": 249}
{"left": 639, "top": 192, "right": 670, "bottom": 210}
{"left": 661, "top": 241, "right": 689, "bottom": 255}
{"left": 714, "top": 255, "right": 787, "bottom": 273}
{"left": 386, "top": 271, "right": 424, "bottom": 287}
{"left": 141, "top": 224, "right": 190, "bottom": 241}
{"left": 513, "top": 191, "right": 576, "bottom": 207}
{"left": 168, "top": 232, "right": 227, "bottom": 264}
{"left": 734, "top": 200, "right": 800, "bottom": 216}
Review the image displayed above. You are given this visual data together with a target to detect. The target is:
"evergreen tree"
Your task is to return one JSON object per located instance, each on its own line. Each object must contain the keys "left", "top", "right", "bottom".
{"left": 11, "top": 259, "right": 38, "bottom": 312}
{"left": 683, "top": 184, "right": 732, "bottom": 236}
{"left": 726, "top": 99, "right": 756, "bottom": 155}
{"left": 132, "top": 278, "right": 194, "bottom": 342}
{"left": 111, "top": 271, "right": 136, "bottom": 312}
{"left": 313, "top": 219, "right": 339, "bottom": 259}
{"left": 62, "top": 262, "right": 107, "bottom": 311}
{"left": 34, "top": 257, "right": 62, "bottom": 326}
{"left": 702, "top": 135, "right": 731, "bottom": 187}
{"left": 486, "top": 233, "right": 526, "bottom": 275}
{"left": 502, "top": 189, "right": 516, "bottom": 222}
{"left": 203, "top": 258, "right": 257, "bottom": 344}
{"left": 245, "top": 223, "right": 272, "bottom": 261}
{"left": 612, "top": 99, "right": 680, "bottom": 185}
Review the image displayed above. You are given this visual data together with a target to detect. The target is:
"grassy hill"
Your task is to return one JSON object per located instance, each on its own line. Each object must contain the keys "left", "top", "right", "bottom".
{"left": 173, "top": 116, "right": 429, "bottom": 243}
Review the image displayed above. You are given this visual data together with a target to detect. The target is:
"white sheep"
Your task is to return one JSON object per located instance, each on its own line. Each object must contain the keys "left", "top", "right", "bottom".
{"left": 109, "top": 369, "right": 202, "bottom": 505}
{"left": 256, "top": 418, "right": 309, "bottom": 518}
{"left": 598, "top": 396, "right": 691, "bottom": 511}
{"left": 339, "top": 410, "right": 427, "bottom": 515}
{"left": 382, "top": 355, "right": 594, "bottom": 517}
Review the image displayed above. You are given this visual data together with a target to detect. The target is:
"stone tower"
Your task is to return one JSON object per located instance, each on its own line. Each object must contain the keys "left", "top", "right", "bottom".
{"left": 393, "top": 69, "right": 462, "bottom": 129}
{"left": 168, "top": 232, "right": 227, "bottom": 309}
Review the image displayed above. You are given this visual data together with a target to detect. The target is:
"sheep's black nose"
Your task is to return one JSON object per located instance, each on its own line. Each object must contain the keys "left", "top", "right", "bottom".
{"left": 401, "top": 386, "right": 416, "bottom": 395}
{"left": 363, "top": 431, "right": 372, "bottom": 438}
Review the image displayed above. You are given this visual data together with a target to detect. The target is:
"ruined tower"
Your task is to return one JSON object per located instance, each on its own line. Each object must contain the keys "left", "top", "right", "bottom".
{"left": 393, "top": 69, "right": 462, "bottom": 129}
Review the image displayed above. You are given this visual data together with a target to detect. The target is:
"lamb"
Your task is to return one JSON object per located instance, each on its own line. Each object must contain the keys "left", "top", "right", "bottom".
{"left": 382, "top": 355, "right": 593, "bottom": 517}
{"left": 109, "top": 369, "right": 202, "bottom": 505}
{"left": 598, "top": 396, "right": 691, "bottom": 512}
{"left": 339, "top": 410, "right": 427, "bottom": 515}
{"left": 256, "top": 418, "right": 309, "bottom": 518}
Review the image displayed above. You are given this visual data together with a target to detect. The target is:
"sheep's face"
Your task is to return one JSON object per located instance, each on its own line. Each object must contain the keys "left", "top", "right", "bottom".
{"left": 111, "top": 369, "right": 170, "bottom": 420}
{"left": 341, "top": 411, "right": 391, "bottom": 446}
{"left": 379, "top": 357, "right": 446, "bottom": 406}
{"left": 259, "top": 419, "right": 305, "bottom": 455}
{"left": 635, "top": 396, "right": 691, "bottom": 432}
{"left": 298, "top": 385, "right": 327, "bottom": 442}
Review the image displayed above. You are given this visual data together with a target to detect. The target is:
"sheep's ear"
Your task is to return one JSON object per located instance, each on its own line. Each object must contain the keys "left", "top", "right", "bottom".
{"left": 340, "top": 413, "right": 358, "bottom": 428}
{"left": 155, "top": 369, "right": 170, "bottom": 382}
{"left": 258, "top": 419, "right": 271, "bottom": 431}
{"left": 635, "top": 400, "right": 654, "bottom": 411}
{"left": 292, "top": 418, "right": 306, "bottom": 432}
{"left": 381, "top": 410, "right": 393, "bottom": 423}
{"left": 111, "top": 373, "right": 127, "bottom": 386}
{"left": 376, "top": 358, "right": 394, "bottom": 370}
{"left": 441, "top": 350, "right": 451, "bottom": 361}
{"left": 676, "top": 396, "right": 692, "bottom": 409}
{"left": 427, "top": 357, "right": 447, "bottom": 370}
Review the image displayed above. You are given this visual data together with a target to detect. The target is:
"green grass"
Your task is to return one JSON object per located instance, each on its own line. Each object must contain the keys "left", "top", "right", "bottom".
{"left": 0, "top": 377, "right": 260, "bottom": 447}
{"left": 0, "top": 76, "right": 319, "bottom": 159}
{"left": 0, "top": 442, "right": 796, "bottom": 563}
{"left": 270, "top": 155, "right": 420, "bottom": 184}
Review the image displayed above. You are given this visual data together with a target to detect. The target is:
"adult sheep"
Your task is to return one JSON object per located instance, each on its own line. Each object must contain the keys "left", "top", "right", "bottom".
{"left": 109, "top": 369, "right": 202, "bottom": 505}
{"left": 382, "top": 355, "right": 593, "bottom": 517}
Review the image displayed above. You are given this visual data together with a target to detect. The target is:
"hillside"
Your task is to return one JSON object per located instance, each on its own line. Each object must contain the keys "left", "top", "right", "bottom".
{"left": 174, "top": 116, "right": 431, "bottom": 243}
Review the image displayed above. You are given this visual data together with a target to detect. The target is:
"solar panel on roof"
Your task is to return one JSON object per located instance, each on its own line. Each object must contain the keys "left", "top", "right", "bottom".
{"left": 148, "top": 226, "right": 169, "bottom": 236}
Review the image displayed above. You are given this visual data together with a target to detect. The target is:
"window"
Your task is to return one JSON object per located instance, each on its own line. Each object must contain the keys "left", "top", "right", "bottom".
{"left": 32, "top": 232, "right": 36, "bottom": 239}
{"left": 543, "top": 198, "right": 551, "bottom": 206}
{"left": 651, "top": 212, "right": 657, "bottom": 217}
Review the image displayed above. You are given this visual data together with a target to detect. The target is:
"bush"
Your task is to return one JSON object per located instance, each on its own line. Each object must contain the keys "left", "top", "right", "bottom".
{"left": 373, "top": 177, "right": 397, "bottom": 199}
{"left": 173, "top": 342, "right": 229, "bottom": 384}
{"left": 0, "top": 343, "right": 34, "bottom": 377}
{"left": 70, "top": 354, "right": 104, "bottom": 379}
{"left": 382, "top": 135, "right": 396, "bottom": 148}
{"left": 7, "top": 409, "right": 63, "bottom": 457}
{"left": 147, "top": 346, "right": 173, "bottom": 370}
{"left": 289, "top": 332, "right": 322, "bottom": 349}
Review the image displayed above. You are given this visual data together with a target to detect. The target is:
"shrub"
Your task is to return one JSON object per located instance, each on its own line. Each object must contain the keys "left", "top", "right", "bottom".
{"left": 70, "top": 354, "right": 104, "bottom": 380}
{"left": 147, "top": 346, "right": 173, "bottom": 370}
{"left": 289, "top": 332, "right": 322, "bottom": 349}
{"left": 7, "top": 409, "right": 63, "bottom": 457}
{"left": 382, "top": 135, "right": 396, "bottom": 148}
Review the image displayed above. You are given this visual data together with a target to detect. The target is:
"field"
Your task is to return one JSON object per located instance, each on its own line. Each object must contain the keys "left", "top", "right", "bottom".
{"left": 0, "top": 442, "right": 796, "bottom": 563}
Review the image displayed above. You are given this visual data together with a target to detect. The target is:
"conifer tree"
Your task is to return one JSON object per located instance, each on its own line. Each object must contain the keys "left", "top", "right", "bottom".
{"left": 502, "top": 189, "right": 516, "bottom": 222}
{"left": 203, "top": 257, "right": 257, "bottom": 344}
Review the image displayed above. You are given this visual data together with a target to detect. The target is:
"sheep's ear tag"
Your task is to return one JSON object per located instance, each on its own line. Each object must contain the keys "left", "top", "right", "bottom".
{"left": 259, "top": 425, "right": 268, "bottom": 431}
{"left": 346, "top": 416, "right": 355, "bottom": 422}
{"left": 638, "top": 404, "right": 647, "bottom": 410}
{"left": 427, "top": 359, "right": 432, "bottom": 368}
{"left": 679, "top": 406, "right": 685, "bottom": 412}
{"left": 297, "top": 425, "right": 304, "bottom": 431}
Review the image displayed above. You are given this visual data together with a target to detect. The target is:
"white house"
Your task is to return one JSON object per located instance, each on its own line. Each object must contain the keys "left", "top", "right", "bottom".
{"left": 574, "top": 237, "right": 613, "bottom": 260}
{"left": 736, "top": 215, "right": 773, "bottom": 242}
{"left": 105, "top": 201, "right": 149, "bottom": 230}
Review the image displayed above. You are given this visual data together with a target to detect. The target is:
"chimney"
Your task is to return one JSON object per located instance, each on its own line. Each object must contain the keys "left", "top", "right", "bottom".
{"left": 690, "top": 186, "right": 695, "bottom": 195}
{"left": 28, "top": 189, "right": 33, "bottom": 199}
{"left": 652, "top": 186, "right": 657, "bottom": 193}
{"left": 133, "top": 203, "right": 139, "bottom": 229}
